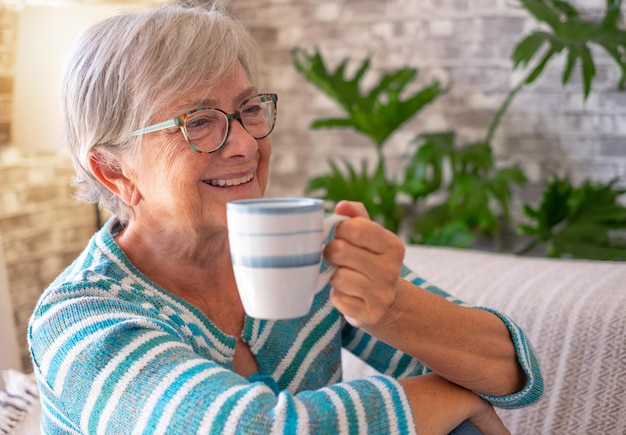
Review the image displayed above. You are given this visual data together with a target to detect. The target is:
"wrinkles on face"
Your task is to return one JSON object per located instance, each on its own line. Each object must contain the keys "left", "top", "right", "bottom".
{"left": 121, "top": 64, "right": 270, "bottom": 245}
{"left": 131, "top": 133, "right": 197, "bottom": 222}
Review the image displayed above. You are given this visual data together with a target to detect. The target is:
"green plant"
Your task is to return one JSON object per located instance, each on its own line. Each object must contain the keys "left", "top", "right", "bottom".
{"left": 292, "top": 48, "right": 444, "bottom": 233}
{"left": 292, "top": 0, "right": 626, "bottom": 260}
{"left": 292, "top": 48, "right": 526, "bottom": 242}
{"left": 404, "top": 132, "right": 526, "bottom": 248}
{"left": 513, "top": 0, "right": 625, "bottom": 95}
{"left": 292, "top": 50, "right": 444, "bottom": 151}
{"left": 506, "top": 0, "right": 626, "bottom": 258}
{"left": 519, "top": 176, "right": 626, "bottom": 259}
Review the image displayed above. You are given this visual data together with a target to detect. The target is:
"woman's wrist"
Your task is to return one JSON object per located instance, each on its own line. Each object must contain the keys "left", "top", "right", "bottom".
{"left": 399, "top": 373, "right": 491, "bottom": 435}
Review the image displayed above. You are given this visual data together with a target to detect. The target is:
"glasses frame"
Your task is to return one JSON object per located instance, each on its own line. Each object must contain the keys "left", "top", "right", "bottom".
{"left": 130, "top": 93, "right": 278, "bottom": 154}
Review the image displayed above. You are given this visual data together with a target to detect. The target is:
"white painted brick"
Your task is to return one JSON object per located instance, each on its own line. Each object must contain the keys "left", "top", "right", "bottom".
{"left": 314, "top": 3, "right": 343, "bottom": 22}
{"left": 428, "top": 19, "right": 455, "bottom": 37}
{"left": 615, "top": 116, "right": 626, "bottom": 135}
{"left": 419, "top": 113, "right": 450, "bottom": 132}
{"left": 595, "top": 136, "right": 626, "bottom": 157}
{"left": 372, "top": 22, "right": 396, "bottom": 41}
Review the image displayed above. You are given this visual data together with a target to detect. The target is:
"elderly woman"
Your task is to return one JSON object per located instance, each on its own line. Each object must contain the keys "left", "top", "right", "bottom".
{"left": 28, "top": 1, "right": 542, "bottom": 434}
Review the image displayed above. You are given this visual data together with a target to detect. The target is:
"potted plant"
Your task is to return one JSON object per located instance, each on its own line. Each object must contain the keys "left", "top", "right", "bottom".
{"left": 292, "top": 0, "right": 626, "bottom": 260}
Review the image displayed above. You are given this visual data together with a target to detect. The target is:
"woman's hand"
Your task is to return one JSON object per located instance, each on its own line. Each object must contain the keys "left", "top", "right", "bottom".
{"left": 468, "top": 402, "right": 511, "bottom": 435}
{"left": 400, "top": 374, "right": 510, "bottom": 435}
{"left": 323, "top": 200, "right": 405, "bottom": 327}
{"left": 327, "top": 202, "right": 525, "bottom": 399}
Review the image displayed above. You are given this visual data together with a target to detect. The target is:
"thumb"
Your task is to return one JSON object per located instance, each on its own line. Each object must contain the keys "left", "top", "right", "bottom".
{"left": 334, "top": 200, "right": 370, "bottom": 219}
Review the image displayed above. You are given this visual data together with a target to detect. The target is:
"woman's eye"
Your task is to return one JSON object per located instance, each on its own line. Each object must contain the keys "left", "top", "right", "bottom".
{"left": 186, "top": 112, "right": 222, "bottom": 130}
{"left": 242, "top": 104, "right": 262, "bottom": 116}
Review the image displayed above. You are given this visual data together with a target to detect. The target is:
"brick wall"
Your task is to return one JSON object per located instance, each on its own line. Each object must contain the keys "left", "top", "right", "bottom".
{"left": 228, "top": 0, "right": 626, "bottom": 199}
{"left": 0, "top": 6, "right": 15, "bottom": 145}
{"left": 0, "top": 148, "right": 96, "bottom": 369}
{"left": 0, "top": 0, "right": 624, "bottom": 369}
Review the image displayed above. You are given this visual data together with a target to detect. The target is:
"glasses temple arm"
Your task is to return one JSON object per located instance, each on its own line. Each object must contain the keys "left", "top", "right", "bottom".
{"left": 130, "top": 118, "right": 179, "bottom": 137}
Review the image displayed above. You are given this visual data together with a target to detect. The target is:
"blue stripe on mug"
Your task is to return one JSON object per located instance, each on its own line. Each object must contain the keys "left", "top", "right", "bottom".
{"left": 232, "top": 253, "right": 321, "bottom": 268}
{"left": 228, "top": 229, "right": 322, "bottom": 237}
{"left": 227, "top": 198, "right": 323, "bottom": 214}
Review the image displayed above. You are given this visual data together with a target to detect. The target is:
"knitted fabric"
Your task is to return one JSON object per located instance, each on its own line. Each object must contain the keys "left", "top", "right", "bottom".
{"left": 28, "top": 218, "right": 542, "bottom": 434}
{"left": 0, "top": 370, "right": 39, "bottom": 435}
{"left": 401, "top": 245, "right": 626, "bottom": 434}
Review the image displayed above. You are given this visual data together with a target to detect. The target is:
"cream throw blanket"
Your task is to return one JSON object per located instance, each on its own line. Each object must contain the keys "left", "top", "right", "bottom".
{"left": 344, "top": 245, "right": 626, "bottom": 434}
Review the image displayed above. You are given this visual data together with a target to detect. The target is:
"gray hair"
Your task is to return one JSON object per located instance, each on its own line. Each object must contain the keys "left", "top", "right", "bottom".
{"left": 61, "top": 1, "right": 259, "bottom": 223}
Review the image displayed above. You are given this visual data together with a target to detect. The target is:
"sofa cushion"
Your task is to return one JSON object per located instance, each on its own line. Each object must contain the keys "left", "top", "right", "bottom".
{"left": 400, "top": 245, "right": 626, "bottom": 434}
{"left": 0, "top": 370, "right": 41, "bottom": 435}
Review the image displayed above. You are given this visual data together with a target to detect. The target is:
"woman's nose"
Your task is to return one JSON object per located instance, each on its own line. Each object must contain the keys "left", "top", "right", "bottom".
{"left": 220, "top": 118, "right": 258, "bottom": 157}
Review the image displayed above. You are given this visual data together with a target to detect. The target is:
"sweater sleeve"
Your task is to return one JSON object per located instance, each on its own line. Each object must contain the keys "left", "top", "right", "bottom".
{"left": 28, "top": 282, "right": 417, "bottom": 434}
{"left": 341, "top": 263, "right": 544, "bottom": 410}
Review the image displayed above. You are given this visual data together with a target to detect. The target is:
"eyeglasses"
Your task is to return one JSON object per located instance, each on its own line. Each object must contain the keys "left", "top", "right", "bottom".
{"left": 130, "top": 93, "right": 278, "bottom": 153}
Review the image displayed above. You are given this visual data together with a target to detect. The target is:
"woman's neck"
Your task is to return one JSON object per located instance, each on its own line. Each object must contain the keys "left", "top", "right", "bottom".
{"left": 115, "top": 219, "right": 246, "bottom": 336}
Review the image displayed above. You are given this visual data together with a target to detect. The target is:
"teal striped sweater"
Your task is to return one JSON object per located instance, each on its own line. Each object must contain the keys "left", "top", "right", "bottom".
{"left": 28, "top": 218, "right": 542, "bottom": 434}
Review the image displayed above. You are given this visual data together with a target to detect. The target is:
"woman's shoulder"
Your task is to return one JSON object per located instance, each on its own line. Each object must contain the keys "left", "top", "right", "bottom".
{"left": 29, "top": 218, "right": 157, "bottom": 339}
{"left": 36, "top": 222, "right": 127, "bottom": 299}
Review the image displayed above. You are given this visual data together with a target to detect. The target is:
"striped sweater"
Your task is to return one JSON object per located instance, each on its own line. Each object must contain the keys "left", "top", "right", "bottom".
{"left": 28, "top": 218, "right": 543, "bottom": 434}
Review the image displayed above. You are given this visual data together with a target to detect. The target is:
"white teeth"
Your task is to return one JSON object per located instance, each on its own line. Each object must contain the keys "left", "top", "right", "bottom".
{"left": 207, "top": 173, "right": 253, "bottom": 187}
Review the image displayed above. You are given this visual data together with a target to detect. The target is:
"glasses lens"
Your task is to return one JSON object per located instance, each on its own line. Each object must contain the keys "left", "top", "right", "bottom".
{"left": 183, "top": 94, "right": 276, "bottom": 153}
{"left": 240, "top": 95, "right": 276, "bottom": 139}
{"left": 184, "top": 109, "right": 228, "bottom": 152}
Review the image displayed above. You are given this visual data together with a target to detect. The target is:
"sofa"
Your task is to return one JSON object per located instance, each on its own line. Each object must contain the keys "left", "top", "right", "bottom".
{"left": 344, "top": 245, "right": 626, "bottom": 434}
{"left": 2, "top": 245, "right": 625, "bottom": 434}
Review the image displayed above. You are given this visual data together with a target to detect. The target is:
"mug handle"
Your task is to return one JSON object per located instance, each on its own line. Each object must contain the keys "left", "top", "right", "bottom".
{"left": 316, "top": 214, "right": 349, "bottom": 292}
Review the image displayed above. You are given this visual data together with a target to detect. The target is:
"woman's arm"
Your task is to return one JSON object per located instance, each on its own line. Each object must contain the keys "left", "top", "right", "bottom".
{"left": 400, "top": 374, "right": 510, "bottom": 435}
{"left": 370, "top": 279, "right": 524, "bottom": 396}
{"left": 28, "top": 284, "right": 418, "bottom": 434}
{"left": 326, "top": 201, "right": 542, "bottom": 400}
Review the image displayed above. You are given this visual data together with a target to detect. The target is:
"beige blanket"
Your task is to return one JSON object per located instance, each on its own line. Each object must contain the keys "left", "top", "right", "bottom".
{"left": 344, "top": 245, "right": 626, "bottom": 434}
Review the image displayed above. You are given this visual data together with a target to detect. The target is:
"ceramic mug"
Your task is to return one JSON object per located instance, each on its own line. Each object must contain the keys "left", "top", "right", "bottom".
{"left": 226, "top": 198, "right": 347, "bottom": 319}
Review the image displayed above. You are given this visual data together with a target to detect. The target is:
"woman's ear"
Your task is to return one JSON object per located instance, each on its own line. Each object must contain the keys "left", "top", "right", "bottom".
{"left": 88, "top": 149, "right": 142, "bottom": 206}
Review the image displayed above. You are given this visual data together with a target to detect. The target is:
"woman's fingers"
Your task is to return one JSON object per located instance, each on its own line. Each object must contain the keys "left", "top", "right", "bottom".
{"left": 334, "top": 200, "right": 370, "bottom": 219}
{"left": 332, "top": 216, "right": 403, "bottom": 255}
{"left": 328, "top": 264, "right": 397, "bottom": 322}
{"left": 469, "top": 403, "right": 511, "bottom": 435}
{"left": 324, "top": 237, "right": 402, "bottom": 284}
{"left": 325, "top": 201, "right": 406, "bottom": 326}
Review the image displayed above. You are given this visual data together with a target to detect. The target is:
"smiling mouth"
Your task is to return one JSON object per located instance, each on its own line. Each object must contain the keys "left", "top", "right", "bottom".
{"left": 204, "top": 172, "right": 254, "bottom": 187}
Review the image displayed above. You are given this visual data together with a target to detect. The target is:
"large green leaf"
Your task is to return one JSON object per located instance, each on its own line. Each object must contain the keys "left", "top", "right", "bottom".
{"left": 518, "top": 176, "right": 572, "bottom": 241}
{"left": 513, "top": 0, "right": 626, "bottom": 97}
{"left": 447, "top": 173, "right": 498, "bottom": 232}
{"left": 521, "top": 0, "right": 562, "bottom": 29}
{"left": 519, "top": 176, "right": 626, "bottom": 259}
{"left": 292, "top": 47, "right": 445, "bottom": 148}
{"left": 305, "top": 158, "right": 379, "bottom": 211}
{"left": 512, "top": 32, "right": 553, "bottom": 68}
{"left": 401, "top": 131, "right": 455, "bottom": 201}
{"left": 292, "top": 49, "right": 365, "bottom": 113}
{"left": 487, "top": 167, "right": 528, "bottom": 220}
{"left": 451, "top": 141, "right": 494, "bottom": 175}
{"left": 304, "top": 158, "right": 404, "bottom": 232}
{"left": 407, "top": 136, "right": 526, "bottom": 242}
{"left": 422, "top": 222, "right": 476, "bottom": 248}
{"left": 412, "top": 204, "right": 477, "bottom": 248}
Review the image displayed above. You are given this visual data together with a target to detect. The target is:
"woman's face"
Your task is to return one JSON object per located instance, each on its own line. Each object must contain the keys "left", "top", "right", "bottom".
{"left": 125, "top": 64, "right": 272, "bottom": 233}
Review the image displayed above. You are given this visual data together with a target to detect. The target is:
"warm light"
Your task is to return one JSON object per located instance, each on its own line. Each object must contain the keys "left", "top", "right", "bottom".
{"left": 11, "top": 3, "right": 138, "bottom": 152}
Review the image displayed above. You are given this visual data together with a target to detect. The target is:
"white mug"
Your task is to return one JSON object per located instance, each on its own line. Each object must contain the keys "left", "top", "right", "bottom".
{"left": 226, "top": 198, "right": 347, "bottom": 319}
